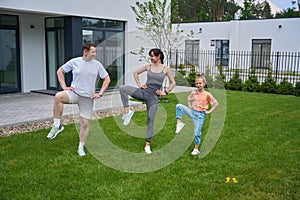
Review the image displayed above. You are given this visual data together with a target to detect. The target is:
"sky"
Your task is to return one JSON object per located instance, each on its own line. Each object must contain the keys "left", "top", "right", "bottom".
{"left": 235, "top": 0, "right": 297, "bottom": 13}
{"left": 271, "top": 0, "right": 294, "bottom": 10}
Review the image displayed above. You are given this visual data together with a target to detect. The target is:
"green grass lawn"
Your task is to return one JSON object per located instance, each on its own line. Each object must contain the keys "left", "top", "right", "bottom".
{"left": 1, "top": 91, "right": 299, "bottom": 199}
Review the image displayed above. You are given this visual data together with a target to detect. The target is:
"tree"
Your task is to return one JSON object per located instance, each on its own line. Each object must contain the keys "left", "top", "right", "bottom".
{"left": 275, "top": 8, "right": 300, "bottom": 18}
{"left": 252, "top": 1, "right": 264, "bottom": 18}
{"left": 240, "top": 0, "right": 256, "bottom": 20}
{"left": 173, "top": 0, "right": 239, "bottom": 22}
{"left": 131, "top": 0, "right": 188, "bottom": 97}
{"left": 207, "top": 0, "right": 226, "bottom": 21}
{"left": 174, "top": 0, "right": 204, "bottom": 22}
{"left": 238, "top": 0, "right": 273, "bottom": 19}
{"left": 131, "top": 0, "right": 185, "bottom": 66}
{"left": 223, "top": 0, "right": 240, "bottom": 21}
{"left": 261, "top": 1, "right": 272, "bottom": 18}
{"left": 198, "top": 7, "right": 210, "bottom": 22}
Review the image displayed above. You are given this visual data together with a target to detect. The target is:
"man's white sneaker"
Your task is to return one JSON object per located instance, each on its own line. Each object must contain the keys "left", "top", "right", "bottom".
{"left": 144, "top": 146, "right": 152, "bottom": 154}
{"left": 191, "top": 149, "right": 200, "bottom": 155}
{"left": 123, "top": 110, "right": 134, "bottom": 126}
{"left": 46, "top": 125, "right": 64, "bottom": 139}
{"left": 77, "top": 147, "right": 86, "bottom": 157}
{"left": 175, "top": 122, "right": 185, "bottom": 134}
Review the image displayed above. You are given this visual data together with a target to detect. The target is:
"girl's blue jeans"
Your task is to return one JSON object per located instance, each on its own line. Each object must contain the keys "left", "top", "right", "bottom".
{"left": 175, "top": 104, "right": 205, "bottom": 145}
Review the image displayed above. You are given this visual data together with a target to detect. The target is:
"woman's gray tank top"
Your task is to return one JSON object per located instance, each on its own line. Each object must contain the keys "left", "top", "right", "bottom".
{"left": 146, "top": 65, "right": 165, "bottom": 88}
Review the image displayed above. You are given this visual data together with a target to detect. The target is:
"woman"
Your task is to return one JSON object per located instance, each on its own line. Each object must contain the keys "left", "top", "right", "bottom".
{"left": 119, "top": 48, "right": 176, "bottom": 154}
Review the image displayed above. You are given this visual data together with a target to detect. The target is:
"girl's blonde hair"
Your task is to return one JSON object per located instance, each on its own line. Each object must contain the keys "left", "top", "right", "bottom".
{"left": 196, "top": 73, "right": 206, "bottom": 84}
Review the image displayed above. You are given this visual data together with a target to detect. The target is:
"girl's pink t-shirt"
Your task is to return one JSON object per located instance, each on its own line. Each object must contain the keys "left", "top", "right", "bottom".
{"left": 188, "top": 90, "right": 214, "bottom": 112}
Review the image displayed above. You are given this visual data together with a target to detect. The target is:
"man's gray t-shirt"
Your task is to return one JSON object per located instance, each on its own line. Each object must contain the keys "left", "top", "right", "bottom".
{"left": 62, "top": 57, "right": 108, "bottom": 97}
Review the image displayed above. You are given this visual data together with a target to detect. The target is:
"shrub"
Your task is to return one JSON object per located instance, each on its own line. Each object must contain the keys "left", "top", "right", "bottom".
{"left": 294, "top": 82, "right": 300, "bottom": 96}
{"left": 205, "top": 66, "right": 214, "bottom": 88}
{"left": 261, "top": 67, "right": 277, "bottom": 93}
{"left": 277, "top": 78, "right": 294, "bottom": 95}
{"left": 177, "top": 64, "right": 186, "bottom": 76}
{"left": 174, "top": 71, "right": 190, "bottom": 86}
{"left": 227, "top": 70, "right": 243, "bottom": 91}
{"left": 187, "top": 65, "right": 197, "bottom": 87}
{"left": 242, "top": 68, "right": 260, "bottom": 92}
{"left": 214, "top": 65, "right": 226, "bottom": 89}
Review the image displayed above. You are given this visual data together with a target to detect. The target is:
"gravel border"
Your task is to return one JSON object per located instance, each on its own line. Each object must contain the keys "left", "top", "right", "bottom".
{"left": 0, "top": 104, "right": 146, "bottom": 137}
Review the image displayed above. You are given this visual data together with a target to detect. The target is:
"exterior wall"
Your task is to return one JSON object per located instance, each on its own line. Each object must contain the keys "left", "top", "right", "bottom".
{"left": 0, "top": 0, "right": 137, "bottom": 23}
{"left": 20, "top": 13, "right": 47, "bottom": 92}
{"left": 177, "top": 18, "right": 300, "bottom": 52}
{"left": 0, "top": 0, "right": 154, "bottom": 93}
{"left": 0, "top": 10, "right": 48, "bottom": 92}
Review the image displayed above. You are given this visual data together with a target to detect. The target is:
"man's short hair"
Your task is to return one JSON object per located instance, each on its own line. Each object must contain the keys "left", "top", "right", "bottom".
{"left": 83, "top": 42, "right": 96, "bottom": 51}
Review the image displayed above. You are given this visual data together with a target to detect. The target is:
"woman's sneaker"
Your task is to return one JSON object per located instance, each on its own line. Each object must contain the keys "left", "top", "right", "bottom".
{"left": 144, "top": 146, "right": 152, "bottom": 154}
{"left": 46, "top": 124, "right": 64, "bottom": 139}
{"left": 123, "top": 110, "right": 134, "bottom": 126}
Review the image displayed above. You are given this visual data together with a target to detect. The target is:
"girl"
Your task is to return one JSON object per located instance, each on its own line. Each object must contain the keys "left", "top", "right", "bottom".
{"left": 175, "top": 74, "right": 218, "bottom": 155}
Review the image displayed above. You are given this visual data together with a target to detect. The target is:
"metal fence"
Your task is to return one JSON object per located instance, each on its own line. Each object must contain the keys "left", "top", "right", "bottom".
{"left": 170, "top": 50, "right": 300, "bottom": 85}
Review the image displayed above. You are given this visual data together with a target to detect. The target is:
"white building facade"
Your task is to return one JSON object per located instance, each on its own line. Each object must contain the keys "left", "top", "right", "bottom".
{"left": 0, "top": 0, "right": 153, "bottom": 94}
{"left": 178, "top": 18, "right": 300, "bottom": 52}
{"left": 175, "top": 18, "right": 300, "bottom": 73}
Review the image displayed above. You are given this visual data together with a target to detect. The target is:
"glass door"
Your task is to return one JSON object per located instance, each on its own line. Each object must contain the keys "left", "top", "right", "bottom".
{"left": 0, "top": 15, "right": 20, "bottom": 94}
{"left": 45, "top": 18, "right": 65, "bottom": 90}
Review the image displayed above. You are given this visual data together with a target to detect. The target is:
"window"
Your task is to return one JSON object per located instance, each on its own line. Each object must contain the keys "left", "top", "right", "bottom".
{"left": 82, "top": 18, "right": 124, "bottom": 30}
{"left": 46, "top": 18, "right": 64, "bottom": 28}
{"left": 0, "top": 15, "right": 18, "bottom": 26}
{"left": 252, "top": 39, "right": 271, "bottom": 69}
{"left": 0, "top": 14, "right": 20, "bottom": 93}
{"left": 45, "top": 17, "right": 125, "bottom": 91}
{"left": 215, "top": 40, "right": 229, "bottom": 66}
{"left": 82, "top": 18, "right": 125, "bottom": 88}
{"left": 185, "top": 40, "right": 199, "bottom": 66}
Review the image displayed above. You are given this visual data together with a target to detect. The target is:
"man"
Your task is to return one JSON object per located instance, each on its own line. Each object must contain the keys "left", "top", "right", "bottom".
{"left": 46, "top": 42, "right": 110, "bottom": 156}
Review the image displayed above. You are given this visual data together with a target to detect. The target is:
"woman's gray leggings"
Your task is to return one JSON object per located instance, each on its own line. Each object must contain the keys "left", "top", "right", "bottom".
{"left": 119, "top": 85, "right": 159, "bottom": 142}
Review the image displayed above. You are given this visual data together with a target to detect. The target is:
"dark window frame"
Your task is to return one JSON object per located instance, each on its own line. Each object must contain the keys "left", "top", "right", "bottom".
{"left": 0, "top": 14, "right": 21, "bottom": 94}
{"left": 215, "top": 39, "right": 229, "bottom": 66}
{"left": 251, "top": 39, "right": 272, "bottom": 69}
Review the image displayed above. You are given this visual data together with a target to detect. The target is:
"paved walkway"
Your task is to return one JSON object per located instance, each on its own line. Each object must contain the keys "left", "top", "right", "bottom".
{"left": 0, "top": 86, "right": 194, "bottom": 130}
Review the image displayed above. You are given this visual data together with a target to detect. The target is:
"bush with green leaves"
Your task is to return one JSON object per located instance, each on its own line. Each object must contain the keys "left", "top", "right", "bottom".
{"left": 261, "top": 67, "right": 277, "bottom": 93}
{"left": 242, "top": 68, "right": 260, "bottom": 92}
{"left": 227, "top": 70, "right": 243, "bottom": 91}
{"left": 214, "top": 65, "right": 226, "bottom": 89}
{"left": 277, "top": 78, "right": 294, "bottom": 95}
{"left": 177, "top": 64, "right": 186, "bottom": 76}
{"left": 187, "top": 65, "right": 197, "bottom": 87}
{"left": 294, "top": 82, "right": 300, "bottom": 96}
{"left": 174, "top": 64, "right": 189, "bottom": 86}
{"left": 174, "top": 71, "right": 190, "bottom": 86}
{"left": 205, "top": 66, "right": 214, "bottom": 88}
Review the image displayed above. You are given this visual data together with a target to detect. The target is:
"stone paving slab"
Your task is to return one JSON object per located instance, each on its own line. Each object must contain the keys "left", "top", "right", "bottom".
{"left": 0, "top": 91, "right": 138, "bottom": 128}
{"left": 0, "top": 86, "right": 194, "bottom": 136}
